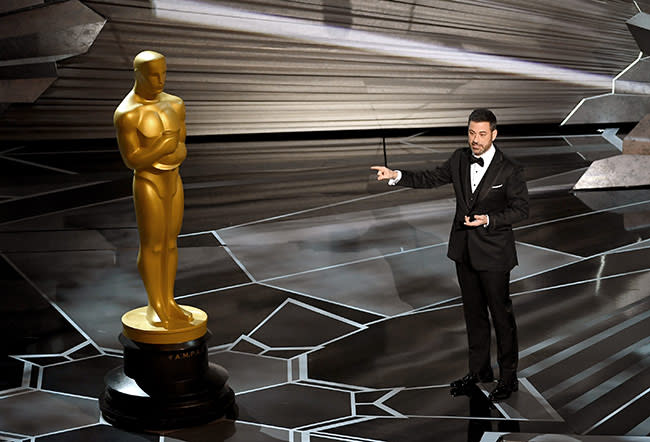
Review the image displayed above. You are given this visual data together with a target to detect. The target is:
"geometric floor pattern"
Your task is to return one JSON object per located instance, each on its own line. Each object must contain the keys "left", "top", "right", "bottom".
{"left": 1, "top": 130, "right": 649, "bottom": 441}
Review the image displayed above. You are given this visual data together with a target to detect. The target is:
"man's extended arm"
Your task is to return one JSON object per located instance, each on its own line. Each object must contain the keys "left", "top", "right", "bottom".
{"left": 371, "top": 154, "right": 454, "bottom": 189}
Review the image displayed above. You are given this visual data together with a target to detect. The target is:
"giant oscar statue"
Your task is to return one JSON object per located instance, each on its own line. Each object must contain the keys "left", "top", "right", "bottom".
{"left": 100, "top": 51, "right": 235, "bottom": 430}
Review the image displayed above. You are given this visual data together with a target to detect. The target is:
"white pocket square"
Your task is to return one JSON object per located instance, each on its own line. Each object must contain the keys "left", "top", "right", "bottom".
{"left": 491, "top": 184, "right": 503, "bottom": 189}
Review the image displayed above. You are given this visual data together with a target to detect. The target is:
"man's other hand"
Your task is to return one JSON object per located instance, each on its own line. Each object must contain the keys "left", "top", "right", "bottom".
{"left": 464, "top": 214, "right": 488, "bottom": 227}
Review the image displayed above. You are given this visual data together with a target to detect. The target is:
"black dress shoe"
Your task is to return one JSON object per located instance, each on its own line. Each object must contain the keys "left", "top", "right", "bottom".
{"left": 450, "top": 373, "right": 494, "bottom": 396}
{"left": 488, "top": 379, "right": 518, "bottom": 402}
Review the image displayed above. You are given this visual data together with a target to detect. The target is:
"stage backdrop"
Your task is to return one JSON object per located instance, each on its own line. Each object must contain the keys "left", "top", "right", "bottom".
{"left": 0, "top": 0, "right": 647, "bottom": 139}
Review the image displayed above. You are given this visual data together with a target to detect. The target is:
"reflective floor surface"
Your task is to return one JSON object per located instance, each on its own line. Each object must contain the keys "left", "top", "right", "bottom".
{"left": 1, "top": 129, "right": 649, "bottom": 441}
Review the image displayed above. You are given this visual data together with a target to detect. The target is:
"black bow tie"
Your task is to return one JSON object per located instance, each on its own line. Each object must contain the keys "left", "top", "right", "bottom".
{"left": 469, "top": 155, "right": 484, "bottom": 167}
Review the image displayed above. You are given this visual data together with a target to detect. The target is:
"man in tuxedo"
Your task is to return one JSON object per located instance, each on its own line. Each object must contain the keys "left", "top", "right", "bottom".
{"left": 371, "top": 108, "right": 529, "bottom": 401}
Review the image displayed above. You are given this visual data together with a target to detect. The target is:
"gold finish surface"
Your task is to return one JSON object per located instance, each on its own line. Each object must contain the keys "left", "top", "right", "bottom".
{"left": 122, "top": 306, "right": 208, "bottom": 345}
{"left": 115, "top": 50, "right": 195, "bottom": 331}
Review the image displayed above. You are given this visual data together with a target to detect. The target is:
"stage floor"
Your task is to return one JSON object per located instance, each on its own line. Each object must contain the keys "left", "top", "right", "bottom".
{"left": 1, "top": 129, "right": 649, "bottom": 441}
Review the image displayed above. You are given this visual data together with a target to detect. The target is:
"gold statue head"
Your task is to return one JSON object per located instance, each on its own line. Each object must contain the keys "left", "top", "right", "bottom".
{"left": 133, "top": 50, "right": 167, "bottom": 100}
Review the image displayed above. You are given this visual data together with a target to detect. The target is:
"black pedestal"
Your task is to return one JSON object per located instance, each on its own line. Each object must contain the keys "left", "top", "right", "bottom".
{"left": 100, "top": 332, "right": 236, "bottom": 431}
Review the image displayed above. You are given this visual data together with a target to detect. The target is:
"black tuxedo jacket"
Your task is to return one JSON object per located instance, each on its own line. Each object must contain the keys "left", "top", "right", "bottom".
{"left": 399, "top": 146, "right": 529, "bottom": 271}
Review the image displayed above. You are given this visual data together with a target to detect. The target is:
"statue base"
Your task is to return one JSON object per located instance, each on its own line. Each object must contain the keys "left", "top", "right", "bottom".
{"left": 100, "top": 332, "right": 236, "bottom": 431}
{"left": 121, "top": 305, "right": 208, "bottom": 344}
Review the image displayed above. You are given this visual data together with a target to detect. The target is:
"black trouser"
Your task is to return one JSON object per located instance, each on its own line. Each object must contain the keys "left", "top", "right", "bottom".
{"left": 455, "top": 261, "right": 518, "bottom": 384}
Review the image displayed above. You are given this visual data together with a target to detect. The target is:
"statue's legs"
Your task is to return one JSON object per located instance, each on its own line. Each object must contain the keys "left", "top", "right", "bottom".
{"left": 133, "top": 169, "right": 191, "bottom": 328}
{"left": 134, "top": 173, "right": 168, "bottom": 327}
{"left": 166, "top": 171, "right": 192, "bottom": 322}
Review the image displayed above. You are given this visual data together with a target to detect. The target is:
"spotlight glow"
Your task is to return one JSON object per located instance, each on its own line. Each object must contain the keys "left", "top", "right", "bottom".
{"left": 153, "top": 0, "right": 650, "bottom": 94}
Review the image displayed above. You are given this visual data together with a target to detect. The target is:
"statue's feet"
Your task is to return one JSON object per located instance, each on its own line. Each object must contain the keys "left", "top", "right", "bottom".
{"left": 146, "top": 302, "right": 193, "bottom": 330}
{"left": 168, "top": 301, "right": 193, "bottom": 323}
{"left": 146, "top": 305, "right": 169, "bottom": 329}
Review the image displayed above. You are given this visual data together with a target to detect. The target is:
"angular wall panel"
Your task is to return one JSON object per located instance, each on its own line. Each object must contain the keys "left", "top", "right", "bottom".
{"left": 0, "top": 0, "right": 105, "bottom": 105}
{"left": 564, "top": 11, "right": 650, "bottom": 126}
{"left": 0, "top": 64, "right": 57, "bottom": 103}
{"left": 0, "top": 0, "right": 42, "bottom": 15}
{"left": 627, "top": 11, "right": 650, "bottom": 54}
{"left": 562, "top": 93, "right": 650, "bottom": 125}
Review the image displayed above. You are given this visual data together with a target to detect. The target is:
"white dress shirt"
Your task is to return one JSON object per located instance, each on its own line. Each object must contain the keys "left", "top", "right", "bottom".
{"left": 470, "top": 144, "right": 495, "bottom": 193}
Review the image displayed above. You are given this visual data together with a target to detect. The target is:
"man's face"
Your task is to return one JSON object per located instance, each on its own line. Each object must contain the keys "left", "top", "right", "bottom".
{"left": 136, "top": 58, "right": 166, "bottom": 96}
{"left": 468, "top": 120, "right": 496, "bottom": 156}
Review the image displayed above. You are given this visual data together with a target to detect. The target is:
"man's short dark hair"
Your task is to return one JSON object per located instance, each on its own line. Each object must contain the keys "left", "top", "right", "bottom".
{"left": 468, "top": 108, "right": 497, "bottom": 131}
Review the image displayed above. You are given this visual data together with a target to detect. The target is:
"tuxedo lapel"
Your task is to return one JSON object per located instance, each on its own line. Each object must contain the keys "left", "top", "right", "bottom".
{"left": 473, "top": 148, "right": 504, "bottom": 207}
{"left": 460, "top": 149, "right": 472, "bottom": 205}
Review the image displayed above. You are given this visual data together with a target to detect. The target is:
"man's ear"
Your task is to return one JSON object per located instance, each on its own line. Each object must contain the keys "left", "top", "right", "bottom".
{"left": 491, "top": 129, "right": 498, "bottom": 142}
